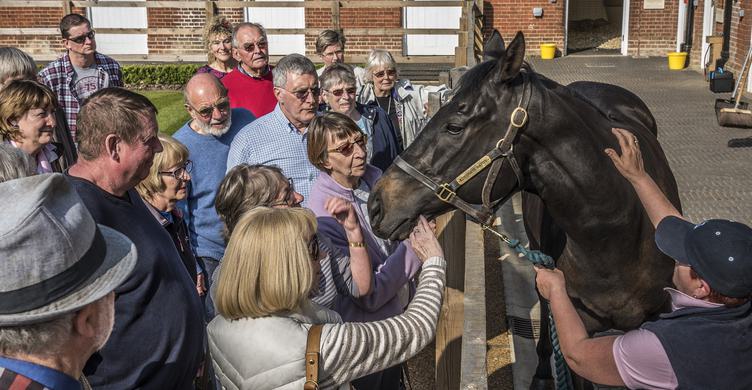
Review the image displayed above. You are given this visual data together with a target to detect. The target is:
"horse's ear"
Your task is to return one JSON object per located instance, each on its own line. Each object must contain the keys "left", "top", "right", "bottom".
{"left": 495, "top": 31, "right": 526, "bottom": 83}
{"left": 483, "top": 30, "right": 506, "bottom": 61}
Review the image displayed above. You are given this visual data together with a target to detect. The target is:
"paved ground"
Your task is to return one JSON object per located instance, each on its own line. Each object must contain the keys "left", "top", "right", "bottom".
{"left": 529, "top": 55, "right": 752, "bottom": 223}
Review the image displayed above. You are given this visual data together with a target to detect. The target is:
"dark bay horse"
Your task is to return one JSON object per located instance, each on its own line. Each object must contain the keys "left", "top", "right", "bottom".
{"left": 368, "top": 31, "right": 682, "bottom": 386}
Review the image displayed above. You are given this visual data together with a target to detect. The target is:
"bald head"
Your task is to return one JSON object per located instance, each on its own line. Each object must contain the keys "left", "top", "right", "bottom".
{"left": 184, "top": 73, "right": 226, "bottom": 106}
{"left": 184, "top": 73, "right": 232, "bottom": 136}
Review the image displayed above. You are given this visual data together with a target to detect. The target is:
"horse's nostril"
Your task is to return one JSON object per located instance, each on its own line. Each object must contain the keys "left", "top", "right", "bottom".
{"left": 368, "top": 196, "right": 383, "bottom": 226}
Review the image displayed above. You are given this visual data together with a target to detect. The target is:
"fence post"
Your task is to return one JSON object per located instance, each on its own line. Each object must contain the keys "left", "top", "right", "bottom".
{"left": 331, "top": 0, "right": 341, "bottom": 32}
{"left": 62, "top": 0, "right": 71, "bottom": 15}
{"left": 205, "top": 0, "right": 216, "bottom": 21}
{"left": 434, "top": 211, "right": 466, "bottom": 390}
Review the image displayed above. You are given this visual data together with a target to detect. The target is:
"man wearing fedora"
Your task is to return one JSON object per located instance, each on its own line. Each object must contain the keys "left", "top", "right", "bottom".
{"left": 67, "top": 88, "right": 205, "bottom": 388}
{"left": 534, "top": 128, "right": 752, "bottom": 389}
{"left": 0, "top": 173, "right": 137, "bottom": 389}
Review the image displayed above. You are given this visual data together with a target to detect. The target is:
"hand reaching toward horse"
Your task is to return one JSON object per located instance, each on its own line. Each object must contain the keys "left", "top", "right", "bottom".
{"left": 409, "top": 215, "right": 444, "bottom": 262}
{"left": 325, "top": 196, "right": 361, "bottom": 234}
{"left": 604, "top": 127, "right": 646, "bottom": 184}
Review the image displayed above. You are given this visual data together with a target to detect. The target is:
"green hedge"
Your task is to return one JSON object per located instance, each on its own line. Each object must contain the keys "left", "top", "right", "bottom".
{"left": 122, "top": 64, "right": 202, "bottom": 87}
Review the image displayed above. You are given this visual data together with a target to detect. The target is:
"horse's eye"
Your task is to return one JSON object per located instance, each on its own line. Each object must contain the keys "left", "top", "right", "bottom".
{"left": 446, "top": 124, "right": 464, "bottom": 134}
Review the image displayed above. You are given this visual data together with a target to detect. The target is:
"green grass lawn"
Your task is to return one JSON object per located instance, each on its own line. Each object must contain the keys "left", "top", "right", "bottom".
{"left": 139, "top": 90, "right": 191, "bottom": 135}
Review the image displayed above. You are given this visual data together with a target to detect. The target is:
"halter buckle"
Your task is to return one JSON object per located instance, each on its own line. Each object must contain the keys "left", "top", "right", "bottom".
{"left": 510, "top": 107, "right": 528, "bottom": 128}
{"left": 436, "top": 184, "right": 456, "bottom": 203}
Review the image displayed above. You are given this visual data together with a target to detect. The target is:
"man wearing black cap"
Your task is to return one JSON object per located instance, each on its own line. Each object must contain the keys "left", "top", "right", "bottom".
{"left": 0, "top": 174, "right": 137, "bottom": 389}
{"left": 534, "top": 127, "right": 752, "bottom": 389}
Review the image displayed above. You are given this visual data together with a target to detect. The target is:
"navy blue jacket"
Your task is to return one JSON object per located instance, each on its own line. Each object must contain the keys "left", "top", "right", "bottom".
{"left": 356, "top": 103, "right": 402, "bottom": 172}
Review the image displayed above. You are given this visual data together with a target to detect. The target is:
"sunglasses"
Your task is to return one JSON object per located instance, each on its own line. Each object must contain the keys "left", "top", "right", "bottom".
{"left": 322, "top": 49, "right": 344, "bottom": 58}
{"left": 67, "top": 30, "right": 96, "bottom": 44}
{"left": 189, "top": 98, "right": 230, "bottom": 118}
{"left": 373, "top": 69, "right": 397, "bottom": 79}
{"left": 279, "top": 86, "right": 321, "bottom": 101}
{"left": 327, "top": 87, "right": 357, "bottom": 97}
{"left": 241, "top": 41, "right": 268, "bottom": 52}
{"left": 159, "top": 160, "right": 193, "bottom": 180}
{"left": 308, "top": 234, "right": 320, "bottom": 261}
{"left": 328, "top": 136, "right": 367, "bottom": 157}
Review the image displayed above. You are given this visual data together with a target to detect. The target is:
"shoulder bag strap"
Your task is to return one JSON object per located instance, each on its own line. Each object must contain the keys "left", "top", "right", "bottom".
{"left": 304, "top": 324, "right": 324, "bottom": 390}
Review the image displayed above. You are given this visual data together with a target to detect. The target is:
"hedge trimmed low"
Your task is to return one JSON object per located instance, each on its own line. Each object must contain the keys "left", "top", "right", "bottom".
{"left": 122, "top": 64, "right": 202, "bottom": 88}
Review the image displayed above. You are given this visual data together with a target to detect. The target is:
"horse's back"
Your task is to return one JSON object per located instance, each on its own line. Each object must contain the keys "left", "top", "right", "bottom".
{"left": 567, "top": 81, "right": 657, "bottom": 136}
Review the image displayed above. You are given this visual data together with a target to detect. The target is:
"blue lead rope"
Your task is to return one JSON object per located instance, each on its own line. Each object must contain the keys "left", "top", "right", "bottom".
{"left": 482, "top": 225, "right": 574, "bottom": 390}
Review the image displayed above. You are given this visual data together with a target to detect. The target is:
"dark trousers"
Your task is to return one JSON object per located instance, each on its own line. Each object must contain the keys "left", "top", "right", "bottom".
{"left": 199, "top": 257, "right": 221, "bottom": 321}
{"left": 352, "top": 364, "right": 402, "bottom": 390}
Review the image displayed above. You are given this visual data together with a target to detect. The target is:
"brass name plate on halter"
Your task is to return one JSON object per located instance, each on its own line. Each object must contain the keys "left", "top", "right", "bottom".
{"left": 455, "top": 155, "right": 493, "bottom": 185}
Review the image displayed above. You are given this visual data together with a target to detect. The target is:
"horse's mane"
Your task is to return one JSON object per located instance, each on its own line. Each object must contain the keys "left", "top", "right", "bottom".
{"left": 452, "top": 60, "right": 535, "bottom": 99}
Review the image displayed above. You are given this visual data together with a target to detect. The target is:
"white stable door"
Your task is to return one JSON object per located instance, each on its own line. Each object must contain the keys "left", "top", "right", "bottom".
{"left": 404, "top": 0, "right": 461, "bottom": 56}
{"left": 89, "top": 0, "right": 148, "bottom": 55}
{"left": 246, "top": 0, "right": 305, "bottom": 55}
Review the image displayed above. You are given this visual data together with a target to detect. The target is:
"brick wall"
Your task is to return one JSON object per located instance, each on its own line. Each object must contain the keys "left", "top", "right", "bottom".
{"left": 0, "top": 0, "right": 746, "bottom": 69}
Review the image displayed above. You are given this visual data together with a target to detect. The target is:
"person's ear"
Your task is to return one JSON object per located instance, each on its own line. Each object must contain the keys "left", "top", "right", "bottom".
{"left": 232, "top": 47, "right": 241, "bottom": 62}
{"left": 694, "top": 279, "right": 712, "bottom": 299}
{"left": 273, "top": 87, "right": 284, "bottom": 105}
{"left": 105, "top": 134, "right": 120, "bottom": 161}
{"left": 72, "top": 303, "right": 98, "bottom": 339}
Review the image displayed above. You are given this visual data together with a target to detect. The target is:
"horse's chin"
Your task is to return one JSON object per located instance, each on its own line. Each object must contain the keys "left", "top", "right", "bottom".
{"left": 375, "top": 216, "right": 416, "bottom": 241}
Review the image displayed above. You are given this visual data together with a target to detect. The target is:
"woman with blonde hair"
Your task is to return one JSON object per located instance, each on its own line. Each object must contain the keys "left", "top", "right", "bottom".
{"left": 196, "top": 16, "right": 237, "bottom": 79}
{"left": 136, "top": 134, "right": 203, "bottom": 291}
{"left": 0, "top": 79, "right": 66, "bottom": 173}
{"left": 209, "top": 207, "right": 445, "bottom": 389}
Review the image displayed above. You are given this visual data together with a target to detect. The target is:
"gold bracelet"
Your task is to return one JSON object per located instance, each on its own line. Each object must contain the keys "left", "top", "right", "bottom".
{"left": 348, "top": 241, "right": 366, "bottom": 248}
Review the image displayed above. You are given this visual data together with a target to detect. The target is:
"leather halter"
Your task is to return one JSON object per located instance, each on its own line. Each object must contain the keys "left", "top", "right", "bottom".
{"left": 394, "top": 71, "right": 532, "bottom": 226}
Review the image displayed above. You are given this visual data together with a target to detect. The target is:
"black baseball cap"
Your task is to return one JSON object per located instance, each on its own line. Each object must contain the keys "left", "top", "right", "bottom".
{"left": 655, "top": 216, "right": 752, "bottom": 298}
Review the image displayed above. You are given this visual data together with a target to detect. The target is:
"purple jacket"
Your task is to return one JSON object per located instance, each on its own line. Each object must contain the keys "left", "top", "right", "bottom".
{"left": 308, "top": 165, "right": 422, "bottom": 322}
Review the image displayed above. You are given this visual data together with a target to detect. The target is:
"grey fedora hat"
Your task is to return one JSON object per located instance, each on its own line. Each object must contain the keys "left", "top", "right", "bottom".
{"left": 0, "top": 173, "right": 137, "bottom": 326}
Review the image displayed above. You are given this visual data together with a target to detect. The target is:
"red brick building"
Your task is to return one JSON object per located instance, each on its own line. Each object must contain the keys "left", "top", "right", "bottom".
{"left": 0, "top": 0, "right": 749, "bottom": 77}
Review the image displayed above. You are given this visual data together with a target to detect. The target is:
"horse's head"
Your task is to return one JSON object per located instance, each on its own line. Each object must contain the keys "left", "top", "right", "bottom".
{"left": 369, "top": 31, "right": 532, "bottom": 240}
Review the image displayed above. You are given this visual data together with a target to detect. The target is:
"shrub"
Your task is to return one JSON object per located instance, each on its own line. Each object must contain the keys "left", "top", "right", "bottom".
{"left": 122, "top": 64, "right": 202, "bottom": 89}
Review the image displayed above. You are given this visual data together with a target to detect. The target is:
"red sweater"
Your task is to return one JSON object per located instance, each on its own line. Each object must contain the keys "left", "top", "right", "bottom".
{"left": 221, "top": 66, "right": 277, "bottom": 118}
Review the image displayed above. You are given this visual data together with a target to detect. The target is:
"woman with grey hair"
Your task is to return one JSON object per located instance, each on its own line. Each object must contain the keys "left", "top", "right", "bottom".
{"left": 357, "top": 49, "right": 428, "bottom": 149}
{"left": 319, "top": 63, "right": 400, "bottom": 171}
{"left": 0, "top": 47, "right": 36, "bottom": 88}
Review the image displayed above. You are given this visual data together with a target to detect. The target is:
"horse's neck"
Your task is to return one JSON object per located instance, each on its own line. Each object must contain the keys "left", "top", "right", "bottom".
{"left": 524, "top": 88, "right": 643, "bottom": 240}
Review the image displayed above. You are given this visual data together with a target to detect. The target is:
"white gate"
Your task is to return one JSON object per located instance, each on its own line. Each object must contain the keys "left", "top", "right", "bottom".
{"left": 88, "top": 0, "right": 148, "bottom": 55}
{"left": 404, "top": 0, "right": 461, "bottom": 56}
{"left": 245, "top": 0, "right": 305, "bottom": 55}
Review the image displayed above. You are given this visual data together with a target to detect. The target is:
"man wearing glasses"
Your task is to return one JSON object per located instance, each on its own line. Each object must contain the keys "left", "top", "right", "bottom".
{"left": 39, "top": 13, "right": 122, "bottom": 143}
{"left": 227, "top": 54, "right": 321, "bottom": 205}
{"left": 221, "top": 22, "right": 277, "bottom": 118}
{"left": 174, "top": 73, "right": 255, "bottom": 320}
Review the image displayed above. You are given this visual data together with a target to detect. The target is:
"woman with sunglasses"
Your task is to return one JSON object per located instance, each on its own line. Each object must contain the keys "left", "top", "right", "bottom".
{"left": 307, "top": 112, "right": 426, "bottom": 390}
{"left": 357, "top": 49, "right": 429, "bottom": 149}
{"left": 209, "top": 207, "right": 444, "bottom": 390}
{"left": 196, "top": 16, "right": 237, "bottom": 80}
{"left": 320, "top": 63, "right": 401, "bottom": 172}
{"left": 137, "top": 134, "right": 204, "bottom": 291}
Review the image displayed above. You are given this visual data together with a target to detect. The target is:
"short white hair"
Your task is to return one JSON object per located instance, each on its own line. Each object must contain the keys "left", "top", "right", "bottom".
{"left": 0, "top": 313, "right": 74, "bottom": 356}
{"left": 0, "top": 47, "right": 36, "bottom": 86}
{"left": 365, "top": 49, "right": 397, "bottom": 82}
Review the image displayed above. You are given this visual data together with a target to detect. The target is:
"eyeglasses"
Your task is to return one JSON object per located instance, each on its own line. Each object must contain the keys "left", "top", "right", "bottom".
{"left": 268, "top": 178, "right": 298, "bottom": 208}
{"left": 67, "top": 30, "right": 96, "bottom": 44}
{"left": 373, "top": 69, "right": 397, "bottom": 79}
{"left": 308, "top": 234, "right": 320, "bottom": 261}
{"left": 188, "top": 98, "right": 230, "bottom": 118}
{"left": 328, "top": 136, "right": 367, "bottom": 157}
{"left": 326, "top": 87, "right": 357, "bottom": 97}
{"left": 159, "top": 160, "right": 193, "bottom": 180}
{"left": 241, "top": 40, "right": 268, "bottom": 52}
{"left": 279, "top": 86, "right": 321, "bottom": 101}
